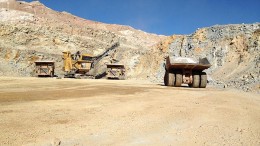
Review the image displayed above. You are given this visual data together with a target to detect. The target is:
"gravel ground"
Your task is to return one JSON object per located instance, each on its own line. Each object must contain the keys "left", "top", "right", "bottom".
{"left": 0, "top": 77, "right": 259, "bottom": 146}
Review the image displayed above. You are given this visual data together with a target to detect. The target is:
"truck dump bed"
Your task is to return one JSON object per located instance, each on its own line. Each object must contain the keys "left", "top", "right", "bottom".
{"left": 166, "top": 57, "right": 211, "bottom": 71}
{"left": 35, "top": 61, "right": 55, "bottom": 77}
{"left": 106, "top": 64, "right": 125, "bottom": 68}
{"left": 106, "top": 64, "right": 126, "bottom": 80}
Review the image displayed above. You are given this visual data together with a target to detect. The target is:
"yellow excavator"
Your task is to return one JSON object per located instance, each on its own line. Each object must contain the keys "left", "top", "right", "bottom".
{"left": 62, "top": 51, "right": 95, "bottom": 78}
{"left": 62, "top": 42, "right": 120, "bottom": 79}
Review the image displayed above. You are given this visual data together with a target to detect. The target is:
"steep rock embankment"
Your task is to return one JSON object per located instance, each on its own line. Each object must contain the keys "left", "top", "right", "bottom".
{"left": 139, "top": 24, "right": 260, "bottom": 92}
{"left": 0, "top": 0, "right": 166, "bottom": 77}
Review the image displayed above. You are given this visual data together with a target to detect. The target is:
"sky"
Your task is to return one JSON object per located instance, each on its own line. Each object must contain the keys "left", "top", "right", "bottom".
{"left": 23, "top": 0, "right": 260, "bottom": 35}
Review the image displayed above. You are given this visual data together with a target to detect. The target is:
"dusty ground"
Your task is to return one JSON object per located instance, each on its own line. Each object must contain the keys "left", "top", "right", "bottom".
{"left": 0, "top": 77, "right": 259, "bottom": 146}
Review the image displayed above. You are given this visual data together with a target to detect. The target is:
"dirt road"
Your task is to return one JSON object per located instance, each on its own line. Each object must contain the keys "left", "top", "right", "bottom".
{"left": 0, "top": 77, "right": 259, "bottom": 146}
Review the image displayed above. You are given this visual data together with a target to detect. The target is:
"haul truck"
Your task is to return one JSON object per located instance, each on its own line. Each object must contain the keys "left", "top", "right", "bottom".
{"left": 35, "top": 61, "right": 55, "bottom": 77}
{"left": 106, "top": 64, "right": 126, "bottom": 80}
{"left": 164, "top": 56, "right": 211, "bottom": 88}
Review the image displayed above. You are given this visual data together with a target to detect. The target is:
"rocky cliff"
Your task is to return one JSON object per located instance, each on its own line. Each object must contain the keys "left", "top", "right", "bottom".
{"left": 140, "top": 24, "right": 260, "bottom": 92}
{"left": 0, "top": 0, "right": 259, "bottom": 92}
{"left": 0, "top": 0, "right": 166, "bottom": 77}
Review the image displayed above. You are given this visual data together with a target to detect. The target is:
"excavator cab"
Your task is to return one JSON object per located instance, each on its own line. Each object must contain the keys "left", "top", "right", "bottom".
{"left": 75, "top": 54, "right": 94, "bottom": 72}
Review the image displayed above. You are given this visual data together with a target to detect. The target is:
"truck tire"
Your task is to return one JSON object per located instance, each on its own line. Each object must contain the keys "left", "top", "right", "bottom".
{"left": 50, "top": 72, "right": 53, "bottom": 77}
{"left": 164, "top": 71, "right": 169, "bottom": 86}
{"left": 200, "top": 72, "right": 207, "bottom": 88}
{"left": 164, "top": 71, "right": 175, "bottom": 86}
{"left": 175, "top": 71, "right": 182, "bottom": 87}
{"left": 75, "top": 74, "right": 81, "bottom": 79}
{"left": 192, "top": 72, "right": 200, "bottom": 88}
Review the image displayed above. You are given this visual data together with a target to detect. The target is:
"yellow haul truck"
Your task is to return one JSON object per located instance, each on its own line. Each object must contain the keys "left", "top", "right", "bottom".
{"left": 106, "top": 64, "right": 126, "bottom": 80}
{"left": 164, "top": 56, "right": 211, "bottom": 88}
{"left": 35, "top": 61, "right": 55, "bottom": 77}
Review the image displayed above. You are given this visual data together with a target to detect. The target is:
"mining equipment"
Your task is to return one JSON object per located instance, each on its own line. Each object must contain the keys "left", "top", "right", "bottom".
{"left": 35, "top": 61, "right": 55, "bottom": 77}
{"left": 164, "top": 56, "right": 211, "bottom": 88}
{"left": 62, "top": 42, "right": 120, "bottom": 79}
{"left": 62, "top": 51, "right": 94, "bottom": 78}
{"left": 106, "top": 64, "right": 126, "bottom": 80}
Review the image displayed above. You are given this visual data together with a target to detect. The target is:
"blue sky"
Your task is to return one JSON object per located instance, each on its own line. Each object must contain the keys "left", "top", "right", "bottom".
{"left": 24, "top": 0, "right": 260, "bottom": 35}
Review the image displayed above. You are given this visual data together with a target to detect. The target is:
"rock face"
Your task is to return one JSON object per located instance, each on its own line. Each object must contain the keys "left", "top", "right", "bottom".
{"left": 182, "top": 24, "right": 260, "bottom": 92}
{"left": 0, "top": 1, "right": 259, "bottom": 92}
{"left": 0, "top": 0, "right": 166, "bottom": 77}
{"left": 140, "top": 24, "right": 260, "bottom": 92}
